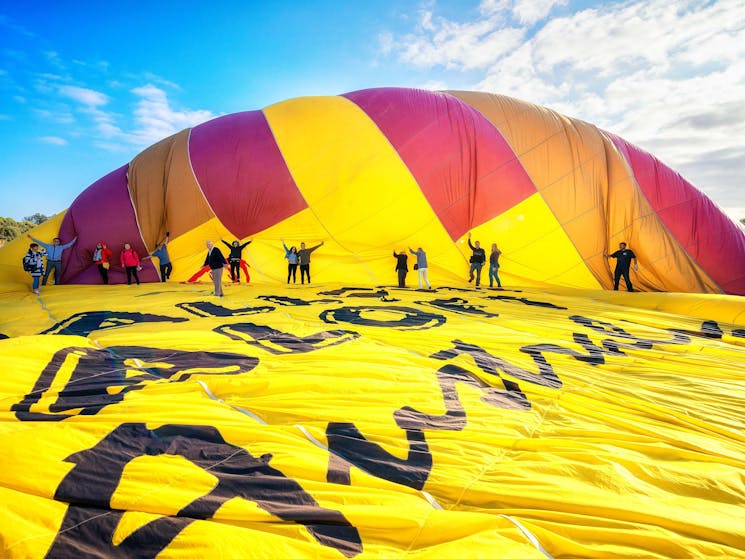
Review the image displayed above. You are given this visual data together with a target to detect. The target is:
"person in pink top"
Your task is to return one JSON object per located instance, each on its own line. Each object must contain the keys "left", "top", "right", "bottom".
{"left": 119, "top": 242, "right": 141, "bottom": 285}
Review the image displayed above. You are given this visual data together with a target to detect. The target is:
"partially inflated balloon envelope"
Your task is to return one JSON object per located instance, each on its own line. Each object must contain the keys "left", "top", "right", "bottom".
{"left": 1, "top": 88, "right": 745, "bottom": 558}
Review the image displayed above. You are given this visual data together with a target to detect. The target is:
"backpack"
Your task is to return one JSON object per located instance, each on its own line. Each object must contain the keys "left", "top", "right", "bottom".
{"left": 22, "top": 254, "right": 34, "bottom": 272}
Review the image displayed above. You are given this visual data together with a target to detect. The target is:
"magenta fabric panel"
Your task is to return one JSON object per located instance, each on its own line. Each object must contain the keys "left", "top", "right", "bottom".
{"left": 189, "top": 111, "right": 307, "bottom": 239}
{"left": 59, "top": 165, "right": 159, "bottom": 284}
{"left": 343, "top": 87, "right": 536, "bottom": 240}
{"left": 607, "top": 132, "right": 745, "bottom": 295}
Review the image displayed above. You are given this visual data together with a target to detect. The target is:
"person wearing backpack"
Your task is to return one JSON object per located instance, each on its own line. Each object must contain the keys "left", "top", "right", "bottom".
{"left": 23, "top": 243, "right": 45, "bottom": 294}
{"left": 27, "top": 234, "right": 77, "bottom": 286}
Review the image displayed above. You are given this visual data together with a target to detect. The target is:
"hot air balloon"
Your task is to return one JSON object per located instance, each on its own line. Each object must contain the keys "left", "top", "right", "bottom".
{"left": 1, "top": 88, "right": 744, "bottom": 559}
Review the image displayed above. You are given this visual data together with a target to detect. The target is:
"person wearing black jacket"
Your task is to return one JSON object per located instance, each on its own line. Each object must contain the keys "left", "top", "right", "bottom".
{"left": 467, "top": 232, "right": 486, "bottom": 286}
{"left": 393, "top": 250, "right": 408, "bottom": 287}
{"left": 221, "top": 239, "right": 252, "bottom": 282}
{"left": 604, "top": 242, "right": 638, "bottom": 291}
{"left": 204, "top": 241, "right": 227, "bottom": 296}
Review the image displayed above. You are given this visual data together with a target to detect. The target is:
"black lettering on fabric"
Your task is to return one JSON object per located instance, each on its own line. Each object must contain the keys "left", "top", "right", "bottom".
{"left": 485, "top": 294, "right": 568, "bottom": 310}
{"left": 175, "top": 301, "right": 274, "bottom": 317}
{"left": 734, "top": 329, "right": 745, "bottom": 338}
{"left": 418, "top": 297, "right": 499, "bottom": 318}
{"left": 317, "top": 287, "right": 399, "bottom": 302}
{"left": 214, "top": 322, "right": 360, "bottom": 354}
{"left": 320, "top": 306, "right": 446, "bottom": 330}
{"left": 40, "top": 311, "right": 188, "bottom": 336}
{"left": 318, "top": 287, "right": 377, "bottom": 296}
{"left": 257, "top": 295, "right": 337, "bottom": 306}
{"left": 394, "top": 363, "right": 529, "bottom": 432}
{"left": 326, "top": 363, "right": 529, "bottom": 491}
{"left": 12, "top": 346, "right": 258, "bottom": 421}
{"left": 431, "top": 339, "right": 564, "bottom": 390}
{"left": 46, "top": 423, "right": 362, "bottom": 558}
{"left": 0, "top": 333, "right": 7, "bottom": 340}
{"left": 326, "top": 422, "right": 431, "bottom": 490}
{"left": 569, "top": 315, "right": 690, "bottom": 354}
{"left": 438, "top": 286, "right": 523, "bottom": 294}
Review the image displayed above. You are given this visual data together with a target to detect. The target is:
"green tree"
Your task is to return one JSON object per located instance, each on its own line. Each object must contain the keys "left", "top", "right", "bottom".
{"left": 23, "top": 213, "right": 49, "bottom": 225}
{"left": 0, "top": 216, "right": 36, "bottom": 242}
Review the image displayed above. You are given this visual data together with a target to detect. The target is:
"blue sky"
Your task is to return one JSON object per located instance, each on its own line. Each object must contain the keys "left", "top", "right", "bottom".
{"left": 1, "top": 0, "right": 743, "bottom": 222}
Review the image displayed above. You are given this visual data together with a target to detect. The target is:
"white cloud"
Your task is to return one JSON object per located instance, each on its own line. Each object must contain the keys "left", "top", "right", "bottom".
{"left": 380, "top": 0, "right": 745, "bottom": 218}
{"left": 38, "top": 136, "right": 68, "bottom": 146}
{"left": 512, "top": 0, "right": 567, "bottom": 25}
{"left": 391, "top": 10, "right": 525, "bottom": 70}
{"left": 126, "top": 84, "right": 215, "bottom": 146}
{"left": 58, "top": 85, "right": 109, "bottom": 107}
{"left": 479, "top": 0, "right": 510, "bottom": 17}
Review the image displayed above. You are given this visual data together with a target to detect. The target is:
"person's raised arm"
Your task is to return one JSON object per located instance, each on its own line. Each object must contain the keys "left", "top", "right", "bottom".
{"left": 240, "top": 240, "right": 252, "bottom": 250}
{"left": 59, "top": 237, "right": 77, "bottom": 250}
{"left": 221, "top": 240, "right": 232, "bottom": 250}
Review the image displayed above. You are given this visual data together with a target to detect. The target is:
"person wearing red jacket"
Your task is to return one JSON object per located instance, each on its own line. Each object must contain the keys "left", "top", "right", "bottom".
{"left": 92, "top": 241, "right": 113, "bottom": 284}
{"left": 119, "top": 242, "right": 141, "bottom": 285}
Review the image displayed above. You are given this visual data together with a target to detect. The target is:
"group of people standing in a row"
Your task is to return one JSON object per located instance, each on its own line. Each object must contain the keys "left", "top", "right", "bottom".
{"left": 393, "top": 233, "right": 503, "bottom": 290}
{"left": 21, "top": 230, "right": 639, "bottom": 295}
{"left": 23, "top": 234, "right": 172, "bottom": 292}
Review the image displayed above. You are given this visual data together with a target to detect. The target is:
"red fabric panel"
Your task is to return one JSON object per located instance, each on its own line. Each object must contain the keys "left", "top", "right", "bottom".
{"left": 59, "top": 165, "right": 159, "bottom": 284}
{"left": 188, "top": 111, "right": 307, "bottom": 239}
{"left": 343, "top": 88, "right": 536, "bottom": 240}
{"left": 607, "top": 132, "right": 745, "bottom": 295}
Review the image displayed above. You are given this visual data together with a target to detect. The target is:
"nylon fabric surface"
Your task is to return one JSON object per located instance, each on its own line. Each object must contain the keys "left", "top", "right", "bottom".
{"left": 1, "top": 281, "right": 744, "bottom": 558}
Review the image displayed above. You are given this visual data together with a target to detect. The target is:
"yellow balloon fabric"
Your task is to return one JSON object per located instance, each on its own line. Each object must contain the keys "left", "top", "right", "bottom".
{"left": 1, "top": 281, "right": 744, "bottom": 558}
{"left": 2, "top": 87, "right": 745, "bottom": 558}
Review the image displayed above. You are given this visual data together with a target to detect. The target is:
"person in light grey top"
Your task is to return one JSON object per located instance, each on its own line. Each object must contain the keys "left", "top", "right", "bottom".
{"left": 408, "top": 247, "right": 431, "bottom": 289}
{"left": 28, "top": 234, "right": 77, "bottom": 286}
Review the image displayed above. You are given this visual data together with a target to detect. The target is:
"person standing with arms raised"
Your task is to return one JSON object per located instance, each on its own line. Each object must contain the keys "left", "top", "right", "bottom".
{"left": 297, "top": 241, "right": 324, "bottom": 285}
{"left": 393, "top": 250, "right": 409, "bottom": 288}
{"left": 467, "top": 232, "right": 486, "bottom": 287}
{"left": 221, "top": 239, "right": 252, "bottom": 283}
{"left": 27, "top": 234, "right": 77, "bottom": 286}
{"left": 408, "top": 246, "right": 431, "bottom": 290}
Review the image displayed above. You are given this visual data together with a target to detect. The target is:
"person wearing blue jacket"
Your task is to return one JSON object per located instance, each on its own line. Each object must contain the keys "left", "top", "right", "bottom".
{"left": 143, "top": 233, "right": 172, "bottom": 282}
{"left": 282, "top": 240, "right": 299, "bottom": 283}
{"left": 28, "top": 234, "right": 77, "bottom": 286}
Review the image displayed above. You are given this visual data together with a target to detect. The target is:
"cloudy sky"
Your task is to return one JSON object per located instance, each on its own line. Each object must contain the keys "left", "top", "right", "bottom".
{"left": 1, "top": 0, "right": 743, "bottom": 222}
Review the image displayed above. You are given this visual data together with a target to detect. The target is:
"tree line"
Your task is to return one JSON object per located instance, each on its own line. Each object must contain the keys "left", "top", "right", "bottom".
{"left": 0, "top": 214, "right": 49, "bottom": 245}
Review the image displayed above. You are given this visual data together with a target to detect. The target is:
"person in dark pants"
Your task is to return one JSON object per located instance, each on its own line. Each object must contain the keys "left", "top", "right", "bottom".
{"left": 144, "top": 233, "right": 172, "bottom": 282}
{"left": 467, "top": 232, "right": 486, "bottom": 286}
{"left": 92, "top": 241, "right": 113, "bottom": 284}
{"left": 297, "top": 241, "right": 324, "bottom": 284}
{"left": 282, "top": 240, "right": 299, "bottom": 283}
{"left": 119, "top": 243, "right": 141, "bottom": 285}
{"left": 221, "top": 239, "right": 252, "bottom": 282}
{"left": 604, "top": 242, "right": 638, "bottom": 291}
{"left": 393, "top": 250, "right": 408, "bottom": 287}
{"left": 28, "top": 234, "right": 77, "bottom": 286}
{"left": 204, "top": 241, "right": 227, "bottom": 296}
